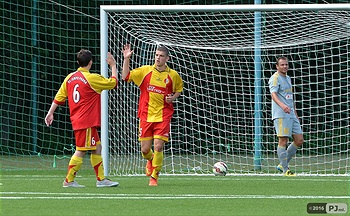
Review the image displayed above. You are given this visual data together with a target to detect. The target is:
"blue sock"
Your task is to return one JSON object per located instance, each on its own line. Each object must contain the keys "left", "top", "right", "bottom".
{"left": 286, "top": 143, "right": 298, "bottom": 163}
{"left": 277, "top": 146, "right": 288, "bottom": 173}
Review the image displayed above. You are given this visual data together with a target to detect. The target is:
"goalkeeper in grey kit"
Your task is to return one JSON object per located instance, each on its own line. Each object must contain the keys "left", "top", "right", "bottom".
{"left": 268, "top": 56, "right": 304, "bottom": 176}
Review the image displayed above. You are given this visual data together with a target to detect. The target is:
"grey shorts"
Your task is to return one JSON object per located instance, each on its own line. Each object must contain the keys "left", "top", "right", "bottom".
{"left": 273, "top": 117, "right": 303, "bottom": 137}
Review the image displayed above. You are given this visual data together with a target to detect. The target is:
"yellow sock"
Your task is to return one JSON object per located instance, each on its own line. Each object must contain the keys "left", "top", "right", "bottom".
{"left": 151, "top": 150, "right": 163, "bottom": 179}
{"left": 142, "top": 149, "right": 153, "bottom": 161}
{"left": 65, "top": 155, "right": 83, "bottom": 182}
{"left": 91, "top": 154, "right": 105, "bottom": 181}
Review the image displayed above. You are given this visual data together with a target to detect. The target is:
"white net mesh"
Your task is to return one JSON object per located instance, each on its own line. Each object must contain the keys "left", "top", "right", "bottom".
{"left": 104, "top": 8, "right": 350, "bottom": 176}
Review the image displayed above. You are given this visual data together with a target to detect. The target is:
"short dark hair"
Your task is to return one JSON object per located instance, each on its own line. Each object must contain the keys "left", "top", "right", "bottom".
{"left": 276, "top": 56, "right": 288, "bottom": 65}
{"left": 77, "top": 49, "right": 92, "bottom": 67}
{"left": 156, "top": 46, "right": 169, "bottom": 56}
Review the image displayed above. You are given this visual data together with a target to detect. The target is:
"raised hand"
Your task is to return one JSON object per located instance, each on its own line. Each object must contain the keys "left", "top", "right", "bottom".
{"left": 123, "top": 44, "right": 134, "bottom": 59}
{"left": 106, "top": 52, "right": 116, "bottom": 66}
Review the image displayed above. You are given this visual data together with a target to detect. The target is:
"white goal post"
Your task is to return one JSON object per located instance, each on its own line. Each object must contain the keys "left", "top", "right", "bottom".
{"left": 100, "top": 4, "right": 350, "bottom": 176}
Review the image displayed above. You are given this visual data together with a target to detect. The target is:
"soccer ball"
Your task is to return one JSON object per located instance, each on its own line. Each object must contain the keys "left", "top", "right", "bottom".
{"left": 213, "top": 162, "right": 227, "bottom": 176}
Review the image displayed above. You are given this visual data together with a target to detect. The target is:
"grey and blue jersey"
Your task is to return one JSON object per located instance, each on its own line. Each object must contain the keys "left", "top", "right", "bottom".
{"left": 268, "top": 72, "right": 295, "bottom": 120}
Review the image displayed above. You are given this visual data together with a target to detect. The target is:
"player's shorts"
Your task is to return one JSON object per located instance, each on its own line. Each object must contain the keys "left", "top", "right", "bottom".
{"left": 74, "top": 127, "right": 101, "bottom": 151}
{"left": 138, "top": 119, "right": 171, "bottom": 142}
{"left": 273, "top": 117, "right": 302, "bottom": 137}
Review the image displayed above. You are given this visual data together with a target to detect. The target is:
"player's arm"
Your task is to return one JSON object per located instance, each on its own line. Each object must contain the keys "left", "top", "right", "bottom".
{"left": 88, "top": 53, "right": 118, "bottom": 91}
{"left": 166, "top": 92, "right": 181, "bottom": 103}
{"left": 271, "top": 92, "right": 291, "bottom": 114}
{"left": 45, "top": 95, "right": 66, "bottom": 126}
{"left": 293, "top": 101, "right": 300, "bottom": 120}
{"left": 106, "top": 52, "right": 117, "bottom": 79}
{"left": 45, "top": 102, "right": 59, "bottom": 126}
{"left": 172, "top": 92, "right": 181, "bottom": 100}
{"left": 45, "top": 79, "right": 68, "bottom": 126}
{"left": 122, "top": 44, "right": 134, "bottom": 81}
{"left": 166, "top": 73, "right": 183, "bottom": 103}
{"left": 292, "top": 86, "right": 300, "bottom": 119}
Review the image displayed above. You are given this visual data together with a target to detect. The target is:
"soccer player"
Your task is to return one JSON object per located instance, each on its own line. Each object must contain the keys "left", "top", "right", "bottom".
{"left": 122, "top": 44, "right": 183, "bottom": 186}
{"left": 45, "top": 49, "right": 120, "bottom": 188}
{"left": 268, "top": 56, "right": 304, "bottom": 176}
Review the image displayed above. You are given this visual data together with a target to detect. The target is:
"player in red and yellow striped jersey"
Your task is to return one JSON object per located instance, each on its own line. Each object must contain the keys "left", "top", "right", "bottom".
{"left": 122, "top": 44, "right": 183, "bottom": 186}
{"left": 45, "top": 49, "right": 119, "bottom": 188}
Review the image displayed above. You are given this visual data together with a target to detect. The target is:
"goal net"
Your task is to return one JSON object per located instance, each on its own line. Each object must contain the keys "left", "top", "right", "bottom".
{"left": 101, "top": 4, "right": 350, "bottom": 176}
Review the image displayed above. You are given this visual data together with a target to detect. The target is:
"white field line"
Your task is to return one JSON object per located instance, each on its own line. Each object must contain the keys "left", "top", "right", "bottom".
{"left": 0, "top": 192, "right": 349, "bottom": 200}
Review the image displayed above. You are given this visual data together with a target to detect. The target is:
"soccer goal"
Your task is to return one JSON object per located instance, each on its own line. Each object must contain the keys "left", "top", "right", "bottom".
{"left": 100, "top": 4, "right": 350, "bottom": 176}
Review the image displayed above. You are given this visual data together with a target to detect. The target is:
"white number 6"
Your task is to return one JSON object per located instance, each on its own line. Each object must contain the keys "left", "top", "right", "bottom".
{"left": 73, "top": 84, "right": 80, "bottom": 103}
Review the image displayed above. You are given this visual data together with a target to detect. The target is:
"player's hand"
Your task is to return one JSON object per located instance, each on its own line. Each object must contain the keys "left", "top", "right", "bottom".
{"left": 45, "top": 113, "right": 54, "bottom": 126}
{"left": 123, "top": 44, "right": 134, "bottom": 59}
{"left": 106, "top": 52, "right": 116, "bottom": 66}
{"left": 165, "top": 94, "right": 173, "bottom": 103}
{"left": 282, "top": 105, "right": 291, "bottom": 114}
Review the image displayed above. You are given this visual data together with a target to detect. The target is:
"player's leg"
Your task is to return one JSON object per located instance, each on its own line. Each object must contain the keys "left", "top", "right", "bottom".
{"left": 64, "top": 150, "right": 86, "bottom": 187}
{"left": 286, "top": 118, "right": 304, "bottom": 163}
{"left": 286, "top": 142, "right": 298, "bottom": 163}
{"left": 141, "top": 140, "right": 154, "bottom": 176}
{"left": 277, "top": 136, "right": 289, "bottom": 172}
{"left": 89, "top": 127, "right": 119, "bottom": 187}
{"left": 274, "top": 118, "right": 294, "bottom": 175}
{"left": 286, "top": 134, "right": 303, "bottom": 162}
{"left": 149, "top": 120, "right": 170, "bottom": 186}
{"left": 63, "top": 129, "right": 87, "bottom": 187}
{"left": 149, "top": 138, "right": 165, "bottom": 186}
{"left": 139, "top": 120, "right": 154, "bottom": 176}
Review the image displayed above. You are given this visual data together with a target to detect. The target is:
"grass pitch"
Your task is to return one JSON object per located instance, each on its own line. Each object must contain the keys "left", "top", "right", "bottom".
{"left": 0, "top": 170, "right": 349, "bottom": 216}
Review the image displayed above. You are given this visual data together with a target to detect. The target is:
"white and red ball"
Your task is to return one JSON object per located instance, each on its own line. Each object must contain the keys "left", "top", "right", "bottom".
{"left": 213, "top": 162, "right": 227, "bottom": 176}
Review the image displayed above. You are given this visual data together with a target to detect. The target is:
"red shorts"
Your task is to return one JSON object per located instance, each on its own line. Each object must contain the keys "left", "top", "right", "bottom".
{"left": 139, "top": 119, "right": 170, "bottom": 142}
{"left": 74, "top": 127, "right": 101, "bottom": 151}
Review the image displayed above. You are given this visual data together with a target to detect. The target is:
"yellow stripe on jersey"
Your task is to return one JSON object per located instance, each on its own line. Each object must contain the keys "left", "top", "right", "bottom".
{"left": 273, "top": 72, "right": 279, "bottom": 86}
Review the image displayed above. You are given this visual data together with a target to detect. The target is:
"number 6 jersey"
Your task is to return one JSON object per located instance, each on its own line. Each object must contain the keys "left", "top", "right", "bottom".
{"left": 53, "top": 67, "right": 117, "bottom": 130}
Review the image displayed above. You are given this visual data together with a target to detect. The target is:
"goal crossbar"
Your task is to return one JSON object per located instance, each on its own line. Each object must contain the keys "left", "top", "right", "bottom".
{"left": 100, "top": 4, "right": 350, "bottom": 12}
